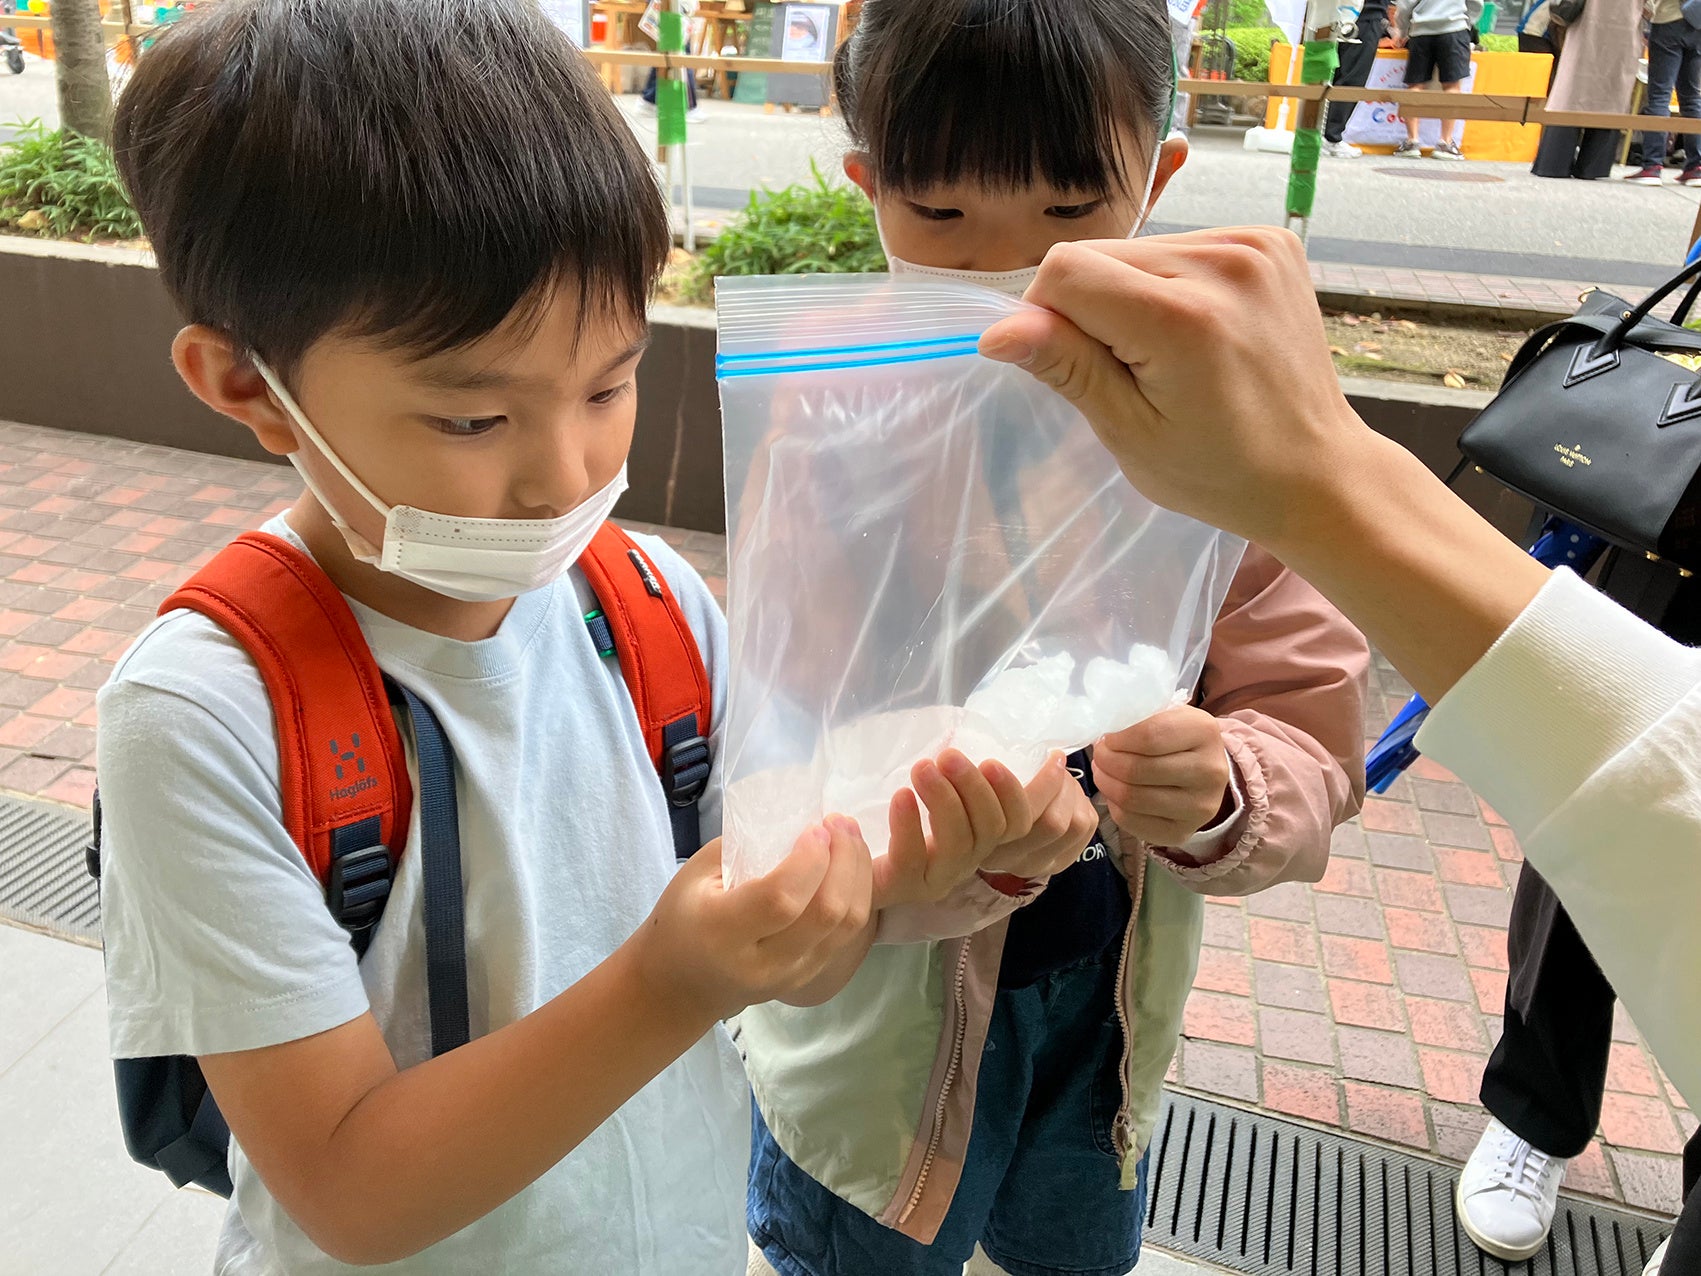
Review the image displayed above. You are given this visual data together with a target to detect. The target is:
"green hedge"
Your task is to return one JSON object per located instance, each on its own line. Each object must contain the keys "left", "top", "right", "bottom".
{"left": 1223, "top": 26, "right": 1286, "bottom": 84}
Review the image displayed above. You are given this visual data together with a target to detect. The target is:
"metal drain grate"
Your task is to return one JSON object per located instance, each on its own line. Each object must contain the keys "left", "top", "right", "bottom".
{"left": 1145, "top": 1093, "right": 1670, "bottom": 1275}
{"left": 0, "top": 795, "right": 97, "bottom": 943}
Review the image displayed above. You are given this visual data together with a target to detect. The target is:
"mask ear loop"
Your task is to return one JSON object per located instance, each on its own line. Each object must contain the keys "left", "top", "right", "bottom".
{"left": 1130, "top": 48, "right": 1181, "bottom": 238}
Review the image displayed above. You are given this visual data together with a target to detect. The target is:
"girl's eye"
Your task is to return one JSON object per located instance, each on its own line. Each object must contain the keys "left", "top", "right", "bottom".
{"left": 907, "top": 202, "right": 962, "bottom": 222}
{"left": 589, "top": 381, "right": 634, "bottom": 406}
{"left": 431, "top": 416, "right": 504, "bottom": 437}
{"left": 1047, "top": 201, "right": 1105, "bottom": 220}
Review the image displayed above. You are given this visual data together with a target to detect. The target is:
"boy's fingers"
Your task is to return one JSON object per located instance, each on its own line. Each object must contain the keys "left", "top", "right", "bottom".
{"left": 762, "top": 817, "right": 872, "bottom": 960}
{"left": 722, "top": 825, "right": 833, "bottom": 937}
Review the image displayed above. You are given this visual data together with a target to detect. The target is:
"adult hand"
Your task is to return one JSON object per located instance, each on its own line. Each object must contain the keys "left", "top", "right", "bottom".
{"left": 978, "top": 228, "right": 1370, "bottom": 546}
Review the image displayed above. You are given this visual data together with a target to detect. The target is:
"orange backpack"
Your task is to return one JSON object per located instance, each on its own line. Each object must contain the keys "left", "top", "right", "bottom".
{"left": 92, "top": 521, "right": 713, "bottom": 1195}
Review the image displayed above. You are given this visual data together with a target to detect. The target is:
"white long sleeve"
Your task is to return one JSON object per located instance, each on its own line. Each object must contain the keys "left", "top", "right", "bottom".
{"left": 1417, "top": 569, "right": 1701, "bottom": 1110}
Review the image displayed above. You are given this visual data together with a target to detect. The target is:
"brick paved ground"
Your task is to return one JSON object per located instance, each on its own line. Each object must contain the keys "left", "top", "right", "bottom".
{"left": 1, "top": 418, "right": 1684, "bottom": 1217}
{"left": 1309, "top": 260, "right": 1639, "bottom": 321}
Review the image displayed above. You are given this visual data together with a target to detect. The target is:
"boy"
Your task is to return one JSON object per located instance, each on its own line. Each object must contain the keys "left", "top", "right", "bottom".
{"left": 97, "top": 2, "right": 1089, "bottom": 1271}
{"left": 1390, "top": 0, "right": 1483, "bottom": 158}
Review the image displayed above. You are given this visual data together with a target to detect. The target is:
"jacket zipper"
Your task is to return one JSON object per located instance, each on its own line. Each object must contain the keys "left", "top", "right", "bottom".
{"left": 1111, "top": 852, "right": 1149, "bottom": 1159}
{"left": 899, "top": 939, "right": 972, "bottom": 1225}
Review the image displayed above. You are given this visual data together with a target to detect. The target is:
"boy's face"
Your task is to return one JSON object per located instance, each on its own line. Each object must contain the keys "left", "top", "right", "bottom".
{"left": 849, "top": 132, "right": 1185, "bottom": 276}
{"left": 284, "top": 283, "right": 648, "bottom": 552}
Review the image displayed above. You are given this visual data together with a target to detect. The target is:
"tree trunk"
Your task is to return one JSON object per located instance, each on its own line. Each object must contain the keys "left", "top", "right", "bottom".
{"left": 51, "top": 0, "right": 113, "bottom": 143}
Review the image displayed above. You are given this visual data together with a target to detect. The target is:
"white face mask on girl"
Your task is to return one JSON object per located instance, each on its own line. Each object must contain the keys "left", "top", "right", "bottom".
{"left": 254, "top": 359, "right": 628, "bottom": 603}
{"left": 881, "top": 150, "right": 1165, "bottom": 297}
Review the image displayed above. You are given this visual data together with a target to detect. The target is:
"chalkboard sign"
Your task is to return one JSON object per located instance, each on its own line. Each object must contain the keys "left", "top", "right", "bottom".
{"left": 732, "top": 0, "right": 774, "bottom": 105}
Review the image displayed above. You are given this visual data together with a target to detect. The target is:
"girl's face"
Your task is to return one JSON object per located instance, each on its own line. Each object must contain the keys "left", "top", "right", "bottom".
{"left": 848, "top": 132, "right": 1187, "bottom": 275}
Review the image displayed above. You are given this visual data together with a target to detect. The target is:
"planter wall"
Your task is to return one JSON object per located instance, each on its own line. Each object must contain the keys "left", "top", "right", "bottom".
{"left": 3, "top": 238, "right": 1523, "bottom": 538}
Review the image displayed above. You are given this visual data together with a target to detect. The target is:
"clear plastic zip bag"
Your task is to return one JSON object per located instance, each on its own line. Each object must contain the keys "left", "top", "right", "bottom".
{"left": 716, "top": 275, "right": 1245, "bottom": 888}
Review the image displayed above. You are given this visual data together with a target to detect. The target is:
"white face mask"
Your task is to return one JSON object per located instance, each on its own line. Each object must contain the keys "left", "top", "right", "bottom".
{"left": 881, "top": 151, "right": 1165, "bottom": 297}
{"left": 255, "top": 359, "right": 628, "bottom": 603}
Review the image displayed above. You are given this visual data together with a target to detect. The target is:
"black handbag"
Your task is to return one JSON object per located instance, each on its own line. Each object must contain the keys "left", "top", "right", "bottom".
{"left": 1457, "top": 257, "right": 1701, "bottom": 575}
{"left": 1548, "top": 0, "right": 1585, "bottom": 24}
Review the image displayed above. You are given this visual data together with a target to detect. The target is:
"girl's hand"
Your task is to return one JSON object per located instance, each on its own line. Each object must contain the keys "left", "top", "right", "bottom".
{"left": 980, "top": 753, "right": 1102, "bottom": 881}
{"left": 873, "top": 750, "right": 1034, "bottom": 909}
{"left": 1093, "top": 707, "right": 1234, "bottom": 849}
{"left": 875, "top": 751, "right": 1101, "bottom": 907}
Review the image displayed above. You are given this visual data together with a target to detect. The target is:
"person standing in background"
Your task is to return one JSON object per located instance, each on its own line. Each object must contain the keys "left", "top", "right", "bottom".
{"left": 1533, "top": 0, "right": 1642, "bottom": 178}
{"left": 1323, "top": 0, "right": 1393, "bottom": 157}
{"left": 1627, "top": 0, "right": 1701, "bottom": 184}
{"left": 1390, "top": 0, "right": 1482, "bottom": 158}
{"left": 1517, "top": 0, "right": 1560, "bottom": 67}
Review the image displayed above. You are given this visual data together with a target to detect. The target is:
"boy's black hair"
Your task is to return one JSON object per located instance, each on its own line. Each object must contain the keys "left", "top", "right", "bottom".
{"left": 833, "top": 0, "right": 1173, "bottom": 198}
{"left": 115, "top": 0, "right": 669, "bottom": 374}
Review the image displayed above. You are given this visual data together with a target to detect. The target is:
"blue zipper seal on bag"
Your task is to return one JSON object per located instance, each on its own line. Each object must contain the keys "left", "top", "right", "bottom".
{"left": 715, "top": 332, "right": 983, "bottom": 379}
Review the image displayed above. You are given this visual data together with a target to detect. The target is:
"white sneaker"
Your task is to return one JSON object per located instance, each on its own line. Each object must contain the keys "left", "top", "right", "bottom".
{"left": 1323, "top": 140, "right": 1363, "bottom": 158}
{"left": 1456, "top": 1119, "right": 1568, "bottom": 1262}
{"left": 1645, "top": 1237, "right": 1670, "bottom": 1275}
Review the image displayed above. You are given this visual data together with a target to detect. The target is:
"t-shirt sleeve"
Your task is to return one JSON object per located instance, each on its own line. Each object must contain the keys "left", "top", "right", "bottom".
{"left": 633, "top": 535, "right": 729, "bottom": 846}
{"left": 97, "top": 614, "right": 371, "bottom": 1060}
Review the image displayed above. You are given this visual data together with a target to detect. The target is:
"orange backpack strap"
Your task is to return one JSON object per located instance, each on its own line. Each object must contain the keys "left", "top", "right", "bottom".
{"left": 159, "top": 532, "right": 413, "bottom": 945}
{"left": 578, "top": 522, "right": 714, "bottom": 859}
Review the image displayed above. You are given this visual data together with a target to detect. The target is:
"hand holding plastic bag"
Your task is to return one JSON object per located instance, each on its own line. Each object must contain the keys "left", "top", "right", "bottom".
{"left": 716, "top": 276, "right": 1245, "bottom": 888}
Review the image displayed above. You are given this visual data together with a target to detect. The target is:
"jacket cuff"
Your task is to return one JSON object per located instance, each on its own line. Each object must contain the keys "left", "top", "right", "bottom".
{"left": 873, "top": 871, "right": 1045, "bottom": 945}
{"left": 1417, "top": 569, "right": 1697, "bottom": 834}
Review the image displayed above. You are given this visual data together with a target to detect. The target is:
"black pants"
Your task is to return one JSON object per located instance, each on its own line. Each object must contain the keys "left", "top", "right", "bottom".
{"left": 1325, "top": 13, "right": 1388, "bottom": 144}
{"left": 1533, "top": 124, "right": 1623, "bottom": 180}
{"left": 1482, "top": 551, "right": 1701, "bottom": 1242}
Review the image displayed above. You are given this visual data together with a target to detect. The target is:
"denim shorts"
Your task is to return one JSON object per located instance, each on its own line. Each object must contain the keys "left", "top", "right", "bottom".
{"left": 748, "top": 942, "right": 1151, "bottom": 1276}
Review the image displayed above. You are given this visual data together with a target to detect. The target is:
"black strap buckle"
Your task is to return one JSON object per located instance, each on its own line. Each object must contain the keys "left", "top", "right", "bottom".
{"left": 328, "top": 844, "right": 393, "bottom": 938}
{"left": 661, "top": 732, "right": 711, "bottom": 809}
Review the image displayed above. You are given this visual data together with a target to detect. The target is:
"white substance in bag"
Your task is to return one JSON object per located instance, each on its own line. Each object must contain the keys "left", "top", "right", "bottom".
{"left": 716, "top": 276, "right": 1246, "bottom": 887}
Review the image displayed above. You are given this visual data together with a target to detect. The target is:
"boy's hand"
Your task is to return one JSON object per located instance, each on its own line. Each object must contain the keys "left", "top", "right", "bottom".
{"left": 875, "top": 750, "right": 1099, "bottom": 908}
{"left": 1093, "top": 706, "right": 1233, "bottom": 849}
{"left": 636, "top": 822, "right": 873, "bottom": 1021}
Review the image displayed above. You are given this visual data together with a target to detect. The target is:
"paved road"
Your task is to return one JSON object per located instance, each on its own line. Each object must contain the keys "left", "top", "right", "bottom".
{"left": 7, "top": 52, "right": 1696, "bottom": 286}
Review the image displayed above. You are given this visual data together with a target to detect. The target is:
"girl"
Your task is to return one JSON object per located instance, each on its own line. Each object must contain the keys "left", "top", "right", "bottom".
{"left": 739, "top": 4, "right": 1371, "bottom": 1276}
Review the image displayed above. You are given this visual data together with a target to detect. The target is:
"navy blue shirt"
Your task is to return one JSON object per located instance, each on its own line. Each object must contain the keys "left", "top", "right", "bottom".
{"left": 998, "top": 750, "right": 1134, "bottom": 989}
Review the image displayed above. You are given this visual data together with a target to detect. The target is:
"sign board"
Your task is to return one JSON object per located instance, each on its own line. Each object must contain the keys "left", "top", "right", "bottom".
{"left": 1343, "top": 52, "right": 1474, "bottom": 148}
{"left": 734, "top": 0, "right": 776, "bottom": 104}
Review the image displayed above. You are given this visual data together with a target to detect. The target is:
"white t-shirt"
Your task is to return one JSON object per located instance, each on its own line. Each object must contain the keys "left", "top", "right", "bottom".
{"left": 96, "top": 518, "right": 749, "bottom": 1276}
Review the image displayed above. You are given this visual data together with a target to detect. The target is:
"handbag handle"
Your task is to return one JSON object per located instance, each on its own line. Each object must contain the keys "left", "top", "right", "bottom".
{"left": 1592, "top": 256, "right": 1701, "bottom": 357}
{"left": 1675, "top": 269, "right": 1701, "bottom": 328}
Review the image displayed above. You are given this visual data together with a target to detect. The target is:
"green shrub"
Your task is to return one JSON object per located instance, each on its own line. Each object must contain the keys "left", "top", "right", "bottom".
{"left": 0, "top": 121, "right": 143, "bottom": 242}
{"left": 1204, "top": 0, "right": 1272, "bottom": 29}
{"left": 1223, "top": 26, "right": 1286, "bottom": 83}
{"left": 682, "top": 161, "right": 883, "bottom": 303}
{"left": 1479, "top": 32, "right": 1518, "bottom": 52}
